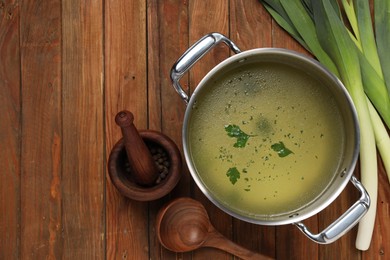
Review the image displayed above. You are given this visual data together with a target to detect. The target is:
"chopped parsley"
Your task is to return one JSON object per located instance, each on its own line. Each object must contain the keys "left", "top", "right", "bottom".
{"left": 271, "top": 142, "right": 294, "bottom": 157}
{"left": 226, "top": 167, "right": 240, "bottom": 185}
{"left": 224, "top": 124, "right": 251, "bottom": 148}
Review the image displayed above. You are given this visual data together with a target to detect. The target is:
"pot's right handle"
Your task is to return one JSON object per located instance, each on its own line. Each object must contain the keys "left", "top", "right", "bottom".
{"left": 170, "top": 32, "right": 241, "bottom": 104}
{"left": 294, "top": 175, "right": 370, "bottom": 244}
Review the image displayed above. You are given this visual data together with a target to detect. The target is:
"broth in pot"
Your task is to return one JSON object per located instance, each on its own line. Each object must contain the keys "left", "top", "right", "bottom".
{"left": 187, "top": 62, "right": 345, "bottom": 218}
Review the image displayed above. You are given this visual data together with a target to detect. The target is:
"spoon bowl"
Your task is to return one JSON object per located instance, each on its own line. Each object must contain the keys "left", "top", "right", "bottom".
{"left": 156, "top": 197, "right": 210, "bottom": 252}
{"left": 156, "top": 197, "right": 273, "bottom": 260}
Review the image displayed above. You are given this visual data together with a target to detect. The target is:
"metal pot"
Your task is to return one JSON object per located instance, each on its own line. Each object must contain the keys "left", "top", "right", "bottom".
{"left": 170, "top": 33, "right": 369, "bottom": 244}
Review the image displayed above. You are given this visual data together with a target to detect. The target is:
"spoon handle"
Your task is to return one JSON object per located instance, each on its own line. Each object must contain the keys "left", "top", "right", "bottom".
{"left": 205, "top": 228, "right": 273, "bottom": 260}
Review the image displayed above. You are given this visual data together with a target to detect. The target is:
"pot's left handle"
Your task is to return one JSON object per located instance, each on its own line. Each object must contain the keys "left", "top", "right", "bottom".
{"left": 294, "top": 175, "right": 370, "bottom": 244}
{"left": 170, "top": 32, "right": 241, "bottom": 104}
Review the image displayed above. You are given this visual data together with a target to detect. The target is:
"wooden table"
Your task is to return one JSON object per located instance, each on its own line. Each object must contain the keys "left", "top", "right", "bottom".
{"left": 1, "top": 0, "right": 389, "bottom": 259}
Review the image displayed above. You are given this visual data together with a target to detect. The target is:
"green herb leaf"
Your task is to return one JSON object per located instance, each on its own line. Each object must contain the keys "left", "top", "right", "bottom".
{"left": 225, "top": 124, "right": 250, "bottom": 148}
{"left": 271, "top": 142, "right": 293, "bottom": 157}
{"left": 226, "top": 167, "right": 240, "bottom": 185}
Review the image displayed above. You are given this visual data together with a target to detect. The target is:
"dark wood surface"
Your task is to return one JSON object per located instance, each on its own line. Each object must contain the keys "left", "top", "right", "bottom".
{"left": 1, "top": 0, "right": 389, "bottom": 259}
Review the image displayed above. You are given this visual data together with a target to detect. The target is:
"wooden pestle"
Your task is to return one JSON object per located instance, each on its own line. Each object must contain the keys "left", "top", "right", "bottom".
{"left": 115, "top": 110, "right": 159, "bottom": 186}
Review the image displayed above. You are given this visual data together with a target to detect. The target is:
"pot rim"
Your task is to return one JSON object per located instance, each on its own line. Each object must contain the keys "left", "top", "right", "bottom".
{"left": 182, "top": 47, "right": 360, "bottom": 225}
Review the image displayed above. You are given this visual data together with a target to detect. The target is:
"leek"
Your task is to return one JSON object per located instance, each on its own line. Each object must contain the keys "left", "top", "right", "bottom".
{"left": 343, "top": 0, "right": 390, "bottom": 129}
{"left": 368, "top": 99, "right": 390, "bottom": 183}
{"left": 312, "top": 1, "right": 377, "bottom": 251}
{"left": 258, "top": 0, "right": 390, "bottom": 250}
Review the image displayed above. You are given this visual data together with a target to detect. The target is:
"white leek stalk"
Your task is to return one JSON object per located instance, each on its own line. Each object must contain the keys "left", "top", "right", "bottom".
{"left": 368, "top": 99, "right": 390, "bottom": 183}
{"left": 355, "top": 99, "right": 378, "bottom": 251}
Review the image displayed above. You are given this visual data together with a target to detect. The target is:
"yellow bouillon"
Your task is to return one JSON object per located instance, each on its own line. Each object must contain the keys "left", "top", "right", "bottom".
{"left": 187, "top": 62, "right": 345, "bottom": 217}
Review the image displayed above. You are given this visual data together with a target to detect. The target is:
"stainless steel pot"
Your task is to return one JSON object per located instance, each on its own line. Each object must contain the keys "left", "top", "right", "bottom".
{"left": 170, "top": 33, "right": 369, "bottom": 244}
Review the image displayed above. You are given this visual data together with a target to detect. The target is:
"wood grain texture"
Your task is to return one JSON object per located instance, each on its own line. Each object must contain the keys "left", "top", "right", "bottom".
{"left": 156, "top": 0, "right": 191, "bottom": 203}
{"left": 105, "top": 0, "right": 149, "bottom": 259}
{"left": 62, "top": 0, "right": 104, "bottom": 258}
{"left": 146, "top": 0, "right": 189, "bottom": 195}
{"left": 146, "top": 1, "right": 191, "bottom": 259}
{"left": 0, "top": 1, "right": 20, "bottom": 258}
{"left": 19, "top": 0, "right": 62, "bottom": 258}
{"left": 230, "top": 0, "right": 272, "bottom": 48}
{"left": 1, "top": 0, "right": 388, "bottom": 259}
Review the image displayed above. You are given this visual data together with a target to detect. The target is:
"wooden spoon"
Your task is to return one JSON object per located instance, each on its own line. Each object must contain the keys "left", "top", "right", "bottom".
{"left": 156, "top": 197, "right": 273, "bottom": 260}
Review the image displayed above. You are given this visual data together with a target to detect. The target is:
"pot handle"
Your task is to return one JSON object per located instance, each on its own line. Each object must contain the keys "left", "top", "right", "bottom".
{"left": 294, "top": 175, "right": 370, "bottom": 244}
{"left": 170, "top": 32, "right": 241, "bottom": 104}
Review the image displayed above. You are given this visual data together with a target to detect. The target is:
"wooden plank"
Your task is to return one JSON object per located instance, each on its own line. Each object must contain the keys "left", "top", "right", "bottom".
{"left": 188, "top": 1, "right": 232, "bottom": 259}
{"left": 19, "top": 1, "right": 63, "bottom": 258}
{"left": 146, "top": 0, "right": 190, "bottom": 199}
{"left": 145, "top": 11, "right": 162, "bottom": 260}
{"left": 104, "top": 0, "right": 149, "bottom": 259}
{"left": 0, "top": 1, "right": 20, "bottom": 258}
{"left": 230, "top": 0, "right": 272, "bottom": 48}
{"left": 229, "top": 0, "right": 276, "bottom": 258}
{"left": 146, "top": 0, "right": 162, "bottom": 133}
{"left": 61, "top": 1, "right": 104, "bottom": 258}
{"left": 146, "top": 0, "right": 191, "bottom": 259}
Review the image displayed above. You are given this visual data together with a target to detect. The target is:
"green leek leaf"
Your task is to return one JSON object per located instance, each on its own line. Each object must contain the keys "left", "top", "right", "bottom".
{"left": 355, "top": 0, "right": 383, "bottom": 78}
{"left": 359, "top": 52, "right": 390, "bottom": 128}
{"left": 340, "top": 0, "right": 360, "bottom": 41}
{"left": 260, "top": 0, "right": 310, "bottom": 51}
{"left": 280, "top": 0, "right": 339, "bottom": 76}
{"left": 375, "top": 0, "right": 390, "bottom": 95}
{"left": 261, "top": 2, "right": 309, "bottom": 49}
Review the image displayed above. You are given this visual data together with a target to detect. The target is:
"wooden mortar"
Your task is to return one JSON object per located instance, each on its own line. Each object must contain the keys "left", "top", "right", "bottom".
{"left": 108, "top": 111, "right": 182, "bottom": 201}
